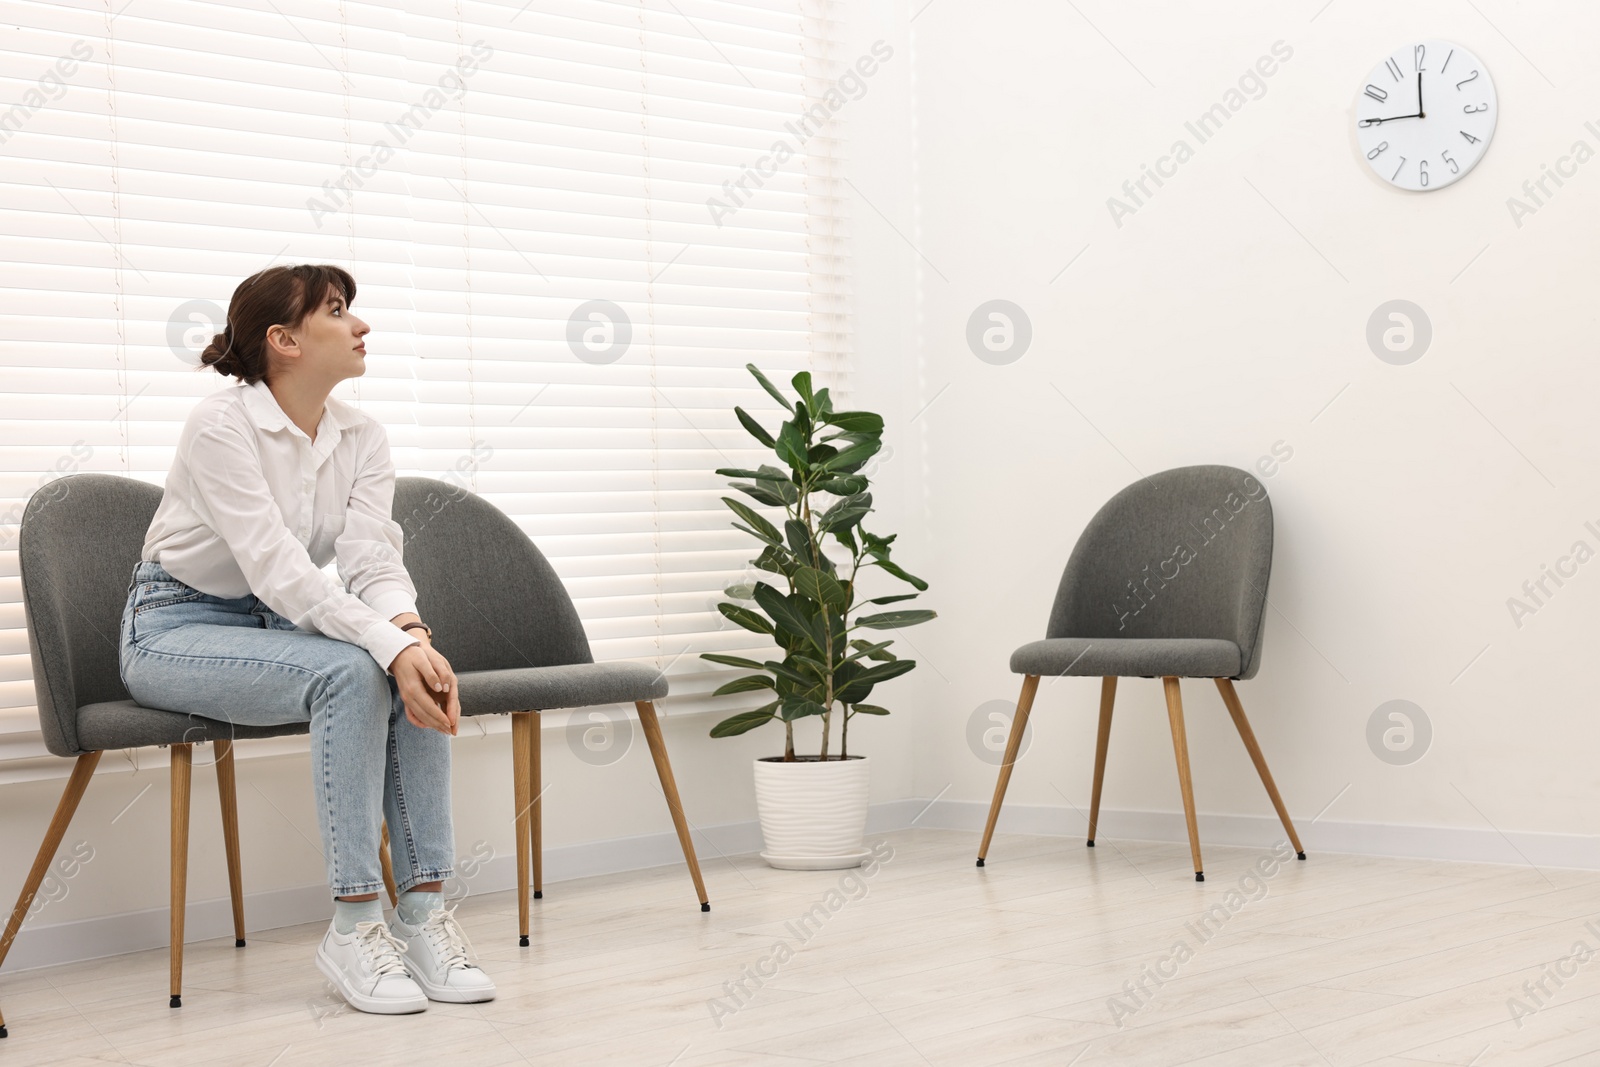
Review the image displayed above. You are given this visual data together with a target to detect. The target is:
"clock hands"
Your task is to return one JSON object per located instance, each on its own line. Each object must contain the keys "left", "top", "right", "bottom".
{"left": 1360, "top": 72, "right": 1427, "bottom": 127}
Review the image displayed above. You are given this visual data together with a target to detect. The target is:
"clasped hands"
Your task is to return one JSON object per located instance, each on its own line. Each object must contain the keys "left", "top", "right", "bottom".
{"left": 387, "top": 619, "right": 461, "bottom": 735}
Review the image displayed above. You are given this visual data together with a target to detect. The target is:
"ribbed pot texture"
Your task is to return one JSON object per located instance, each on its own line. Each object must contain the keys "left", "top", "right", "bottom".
{"left": 753, "top": 756, "right": 871, "bottom": 870}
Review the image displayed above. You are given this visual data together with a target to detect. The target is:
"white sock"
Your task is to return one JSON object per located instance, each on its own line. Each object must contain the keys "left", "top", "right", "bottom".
{"left": 396, "top": 890, "right": 444, "bottom": 927}
{"left": 333, "top": 897, "right": 384, "bottom": 935}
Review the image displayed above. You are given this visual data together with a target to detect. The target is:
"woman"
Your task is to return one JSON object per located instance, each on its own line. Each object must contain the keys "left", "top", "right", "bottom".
{"left": 119, "top": 264, "right": 495, "bottom": 1014}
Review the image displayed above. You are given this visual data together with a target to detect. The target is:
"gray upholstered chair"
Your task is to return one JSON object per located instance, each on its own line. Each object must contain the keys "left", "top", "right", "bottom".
{"left": 2, "top": 472, "right": 317, "bottom": 1035}
{"left": 393, "top": 477, "right": 708, "bottom": 943}
{"left": 977, "top": 464, "right": 1305, "bottom": 882}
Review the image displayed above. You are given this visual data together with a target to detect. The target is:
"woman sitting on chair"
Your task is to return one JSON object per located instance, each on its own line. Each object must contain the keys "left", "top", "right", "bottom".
{"left": 119, "top": 263, "right": 494, "bottom": 1014}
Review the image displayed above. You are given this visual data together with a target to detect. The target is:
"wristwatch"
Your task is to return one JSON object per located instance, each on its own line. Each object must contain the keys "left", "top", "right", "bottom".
{"left": 400, "top": 621, "right": 432, "bottom": 639}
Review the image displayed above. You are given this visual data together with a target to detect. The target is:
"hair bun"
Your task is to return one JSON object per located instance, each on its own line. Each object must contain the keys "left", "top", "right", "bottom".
{"left": 201, "top": 331, "right": 242, "bottom": 377}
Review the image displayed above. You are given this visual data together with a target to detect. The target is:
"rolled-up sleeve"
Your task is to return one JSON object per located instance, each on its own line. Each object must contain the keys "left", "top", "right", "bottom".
{"left": 335, "top": 427, "right": 420, "bottom": 625}
{"left": 187, "top": 422, "right": 419, "bottom": 672}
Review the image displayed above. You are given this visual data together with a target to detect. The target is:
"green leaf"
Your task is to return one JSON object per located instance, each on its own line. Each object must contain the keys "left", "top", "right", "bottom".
{"left": 854, "top": 658, "right": 916, "bottom": 685}
{"left": 747, "top": 364, "right": 794, "bottom": 411}
{"left": 847, "top": 639, "right": 897, "bottom": 662}
{"left": 818, "top": 438, "right": 881, "bottom": 473}
{"left": 785, "top": 519, "right": 816, "bottom": 564}
{"left": 700, "top": 652, "right": 764, "bottom": 669}
{"left": 753, "top": 583, "right": 825, "bottom": 650}
{"left": 710, "top": 703, "right": 779, "bottom": 738}
{"left": 794, "top": 566, "right": 847, "bottom": 609}
{"left": 833, "top": 524, "right": 859, "bottom": 555}
{"left": 779, "top": 697, "right": 828, "bottom": 722}
{"left": 722, "top": 497, "right": 782, "bottom": 545}
{"left": 864, "top": 593, "right": 919, "bottom": 605}
{"left": 826, "top": 411, "right": 884, "bottom": 433}
{"left": 718, "top": 603, "right": 774, "bottom": 635}
{"left": 791, "top": 370, "right": 815, "bottom": 407}
{"left": 815, "top": 475, "right": 867, "bottom": 496}
{"left": 730, "top": 481, "right": 790, "bottom": 508}
{"left": 714, "top": 674, "right": 777, "bottom": 696}
{"left": 764, "top": 659, "right": 823, "bottom": 688}
{"left": 811, "top": 387, "right": 833, "bottom": 419}
{"left": 714, "top": 467, "right": 769, "bottom": 480}
{"left": 855, "top": 609, "right": 937, "bottom": 629}
{"left": 819, "top": 493, "right": 871, "bottom": 533}
{"left": 733, "top": 407, "right": 776, "bottom": 448}
{"left": 775, "top": 421, "right": 809, "bottom": 471}
{"left": 874, "top": 559, "right": 929, "bottom": 591}
{"left": 850, "top": 704, "right": 891, "bottom": 715}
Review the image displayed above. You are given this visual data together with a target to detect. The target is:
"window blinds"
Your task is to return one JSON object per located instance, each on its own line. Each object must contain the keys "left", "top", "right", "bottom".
{"left": 0, "top": 0, "right": 849, "bottom": 783}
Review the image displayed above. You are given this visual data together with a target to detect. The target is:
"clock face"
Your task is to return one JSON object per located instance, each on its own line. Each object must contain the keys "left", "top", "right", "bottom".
{"left": 1354, "top": 40, "right": 1496, "bottom": 191}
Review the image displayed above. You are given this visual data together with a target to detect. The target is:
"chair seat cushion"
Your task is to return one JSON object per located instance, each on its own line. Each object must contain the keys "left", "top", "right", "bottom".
{"left": 1009, "top": 637, "right": 1242, "bottom": 679}
{"left": 457, "top": 661, "right": 668, "bottom": 716}
{"left": 77, "top": 701, "right": 311, "bottom": 751}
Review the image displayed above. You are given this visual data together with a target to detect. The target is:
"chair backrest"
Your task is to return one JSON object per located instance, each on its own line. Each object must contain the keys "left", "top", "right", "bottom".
{"left": 1045, "top": 464, "right": 1275, "bottom": 679}
{"left": 20, "top": 473, "right": 161, "bottom": 757}
{"left": 394, "top": 477, "right": 593, "bottom": 673}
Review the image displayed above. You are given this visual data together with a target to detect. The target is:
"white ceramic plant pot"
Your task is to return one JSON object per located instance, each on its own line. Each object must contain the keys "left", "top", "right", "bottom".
{"left": 753, "top": 756, "right": 871, "bottom": 870}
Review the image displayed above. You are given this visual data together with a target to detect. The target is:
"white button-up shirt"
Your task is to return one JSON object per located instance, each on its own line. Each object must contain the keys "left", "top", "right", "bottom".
{"left": 141, "top": 378, "right": 421, "bottom": 671}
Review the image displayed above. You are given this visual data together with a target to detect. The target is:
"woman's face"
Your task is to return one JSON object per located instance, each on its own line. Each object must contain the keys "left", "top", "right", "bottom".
{"left": 271, "top": 284, "right": 370, "bottom": 384}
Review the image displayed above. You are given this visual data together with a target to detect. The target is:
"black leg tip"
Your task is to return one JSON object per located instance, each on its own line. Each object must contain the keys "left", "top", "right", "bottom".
{"left": 1195, "top": 872, "right": 1205, "bottom": 883}
{"left": 975, "top": 857, "right": 985, "bottom": 867}
{"left": 1086, "top": 839, "right": 1095, "bottom": 848}
{"left": 1297, "top": 852, "right": 1306, "bottom": 861}
{"left": 235, "top": 938, "right": 246, "bottom": 948}
{"left": 169, "top": 995, "right": 182, "bottom": 1009}
{"left": 1, "top": 1024, "right": 9, "bottom": 1038}
{"left": 518, "top": 935, "right": 529, "bottom": 947}
{"left": 533, "top": 890, "right": 542, "bottom": 900}
{"left": 700, "top": 902, "right": 710, "bottom": 912}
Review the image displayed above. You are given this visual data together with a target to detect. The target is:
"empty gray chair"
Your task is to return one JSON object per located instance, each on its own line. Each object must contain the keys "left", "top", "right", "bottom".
{"left": 393, "top": 478, "right": 708, "bottom": 942}
{"left": 3, "top": 473, "right": 312, "bottom": 1035}
{"left": 977, "top": 464, "right": 1304, "bottom": 881}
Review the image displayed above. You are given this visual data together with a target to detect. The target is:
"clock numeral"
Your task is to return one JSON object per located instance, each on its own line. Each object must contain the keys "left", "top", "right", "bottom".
{"left": 1464, "top": 103, "right": 1489, "bottom": 114}
{"left": 1455, "top": 70, "right": 1479, "bottom": 91}
{"left": 1414, "top": 44, "right": 1426, "bottom": 71}
{"left": 1364, "top": 84, "right": 1388, "bottom": 103}
{"left": 1391, "top": 156, "right": 1407, "bottom": 182}
{"left": 1441, "top": 49, "right": 1454, "bottom": 74}
{"left": 1419, "top": 160, "right": 1430, "bottom": 187}
{"left": 1386, "top": 57, "right": 1403, "bottom": 81}
{"left": 1366, "top": 141, "right": 1389, "bottom": 160}
{"left": 1442, "top": 150, "right": 1459, "bottom": 174}
{"left": 1460, "top": 129, "right": 1480, "bottom": 144}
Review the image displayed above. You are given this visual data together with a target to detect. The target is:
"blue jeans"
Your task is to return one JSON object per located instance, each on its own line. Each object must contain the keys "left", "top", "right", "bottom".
{"left": 119, "top": 560, "right": 454, "bottom": 898}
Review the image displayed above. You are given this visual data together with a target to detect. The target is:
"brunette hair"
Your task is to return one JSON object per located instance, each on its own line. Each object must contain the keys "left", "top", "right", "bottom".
{"left": 200, "top": 264, "right": 357, "bottom": 385}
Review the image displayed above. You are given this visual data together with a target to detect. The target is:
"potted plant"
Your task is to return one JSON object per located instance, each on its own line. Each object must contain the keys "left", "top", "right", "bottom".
{"left": 702, "top": 364, "right": 935, "bottom": 869}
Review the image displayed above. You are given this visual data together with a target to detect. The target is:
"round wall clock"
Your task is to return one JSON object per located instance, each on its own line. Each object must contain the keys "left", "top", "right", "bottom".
{"left": 1354, "top": 40, "right": 1496, "bottom": 191}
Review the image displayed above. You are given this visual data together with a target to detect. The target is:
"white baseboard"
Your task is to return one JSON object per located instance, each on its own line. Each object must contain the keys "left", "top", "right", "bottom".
{"left": 913, "top": 798, "right": 1600, "bottom": 871}
{"left": 7, "top": 796, "right": 1593, "bottom": 974}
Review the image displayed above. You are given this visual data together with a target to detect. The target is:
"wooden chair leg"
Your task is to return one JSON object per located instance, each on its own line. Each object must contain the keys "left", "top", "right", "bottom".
{"left": 635, "top": 701, "right": 709, "bottom": 911}
{"left": 378, "top": 823, "right": 398, "bottom": 907}
{"left": 1215, "top": 678, "right": 1305, "bottom": 860}
{"left": 1086, "top": 677, "right": 1117, "bottom": 847}
{"left": 0, "top": 750, "right": 102, "bottom": 1037}
{"left": 213, "top": 741, "right": 247, "bottom": 946}
{"left": 1162, "top": 678, "right": 1204, "bottom": 882}
{"left": 977, "top": 674, "right": 1041, "bottom": 866}
{"left": 511, "top": 711, "right": 533, "bottom": 945}
{"left": 170, "top": 743, "right": 193, "bottom": 1007}
{"left": 531, "top": 710, "right": 543, "bottom": 901}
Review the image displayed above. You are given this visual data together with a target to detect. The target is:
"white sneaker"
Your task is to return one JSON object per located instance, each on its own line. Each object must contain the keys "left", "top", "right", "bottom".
{"left": 391, "top": 905, "right": 497, "bottom": 1003}
{"left": 315, "top": 920, "right": 428, "bottom": 1015}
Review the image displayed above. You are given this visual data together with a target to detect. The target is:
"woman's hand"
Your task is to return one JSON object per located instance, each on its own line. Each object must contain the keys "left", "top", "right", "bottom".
{"left": 389, "top": 641, "right": 461, "bottom": 735}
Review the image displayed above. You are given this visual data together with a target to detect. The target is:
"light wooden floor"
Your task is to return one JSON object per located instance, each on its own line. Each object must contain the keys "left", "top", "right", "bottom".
{"left": 4, "top": 828, "right": 1599, "bottom": 1066}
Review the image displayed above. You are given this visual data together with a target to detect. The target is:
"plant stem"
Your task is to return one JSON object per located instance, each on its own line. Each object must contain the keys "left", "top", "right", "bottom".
{"left": 841, "top": 706, "right": 849, "bottom": 760}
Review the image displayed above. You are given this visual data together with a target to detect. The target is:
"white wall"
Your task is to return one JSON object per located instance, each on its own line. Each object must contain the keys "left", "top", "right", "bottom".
{"left": 864, "top": 0, "right": 1600, "bottom": 850}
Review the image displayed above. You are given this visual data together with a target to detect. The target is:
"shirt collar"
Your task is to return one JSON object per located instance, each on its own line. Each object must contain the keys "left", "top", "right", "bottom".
{"left": 240, "top": 378, "right": 367, "bottom": 441}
